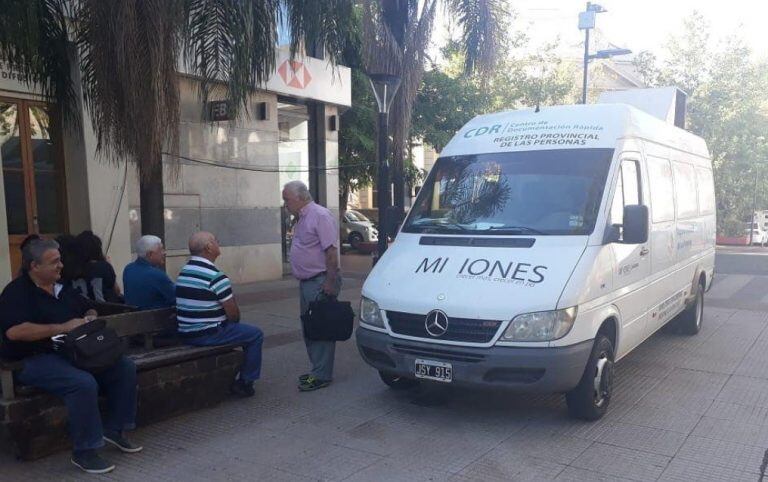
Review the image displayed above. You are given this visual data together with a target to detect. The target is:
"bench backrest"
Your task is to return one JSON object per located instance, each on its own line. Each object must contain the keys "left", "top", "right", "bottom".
{"left": 102, "top": 307, "right": 176, "bottom": 337}
{"left": 92, "top": 301, "right": 138, "bottom": 316}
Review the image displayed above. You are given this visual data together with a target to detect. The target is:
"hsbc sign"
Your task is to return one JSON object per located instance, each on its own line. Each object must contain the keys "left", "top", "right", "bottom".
{"left": 265, "top": 47, "right": 350, "bottom": 106}
{"left": 278, "top": 60, "right": 313, "bottom": 89}
{"left": 178, "top": 47, "right": 350, "bottom": 106}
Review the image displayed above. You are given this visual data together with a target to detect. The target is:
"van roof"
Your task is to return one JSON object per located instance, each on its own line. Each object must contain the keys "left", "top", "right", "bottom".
{"left": 440, "top": 103, "right": 709, "bottom": 159}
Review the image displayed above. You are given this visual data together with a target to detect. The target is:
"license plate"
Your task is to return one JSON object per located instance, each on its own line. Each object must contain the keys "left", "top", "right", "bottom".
{"left": 414, "top": 358, "right": 453, "bottom": 383}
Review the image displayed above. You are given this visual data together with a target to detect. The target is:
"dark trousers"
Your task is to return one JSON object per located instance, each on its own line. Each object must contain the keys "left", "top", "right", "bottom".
{"left": 18, "top": 354, "right": 137, "bottom": 451}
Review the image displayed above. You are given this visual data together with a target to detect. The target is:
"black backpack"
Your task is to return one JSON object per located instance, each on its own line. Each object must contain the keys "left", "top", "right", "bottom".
{"left": 57, "top": 319, "right": 125, "bottom": 373}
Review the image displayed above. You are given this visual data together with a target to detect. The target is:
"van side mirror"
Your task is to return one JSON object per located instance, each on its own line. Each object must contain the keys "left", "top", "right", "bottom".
{"left": 623, "top": 205, "right": 649, "bottom": 244}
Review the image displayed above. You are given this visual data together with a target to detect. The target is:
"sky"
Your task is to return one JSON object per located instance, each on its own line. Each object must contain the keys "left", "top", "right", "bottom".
{"left": 434, "top": 0, "right": 768, "bottom": 60}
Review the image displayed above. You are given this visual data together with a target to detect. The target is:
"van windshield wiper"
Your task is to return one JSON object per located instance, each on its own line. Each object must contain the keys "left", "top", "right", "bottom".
{"left": 411, "top": 219, "right": 469, "bottom": 232}
{"left": 482, "top": 225, "right": 547, "bottom": 235}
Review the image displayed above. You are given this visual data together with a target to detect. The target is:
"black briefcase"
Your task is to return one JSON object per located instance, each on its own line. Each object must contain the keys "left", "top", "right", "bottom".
{"left": 301, "top": 296, "right": 355, "bottom": 341}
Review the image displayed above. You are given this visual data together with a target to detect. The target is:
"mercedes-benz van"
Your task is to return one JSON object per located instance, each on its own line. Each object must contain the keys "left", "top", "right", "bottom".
{"left": 356, "top": 95, "right": 715, "bottom": 420}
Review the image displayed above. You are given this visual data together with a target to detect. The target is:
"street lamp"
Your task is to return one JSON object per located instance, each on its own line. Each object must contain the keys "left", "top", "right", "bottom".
{"left": 368, "top": 73, "right": 401, "bottom": 261}
{"left": 592, "top": 48, "right": 632, "bottom": 59}
{"left": 578, "top": 2, "right": 632, "bottom": 104}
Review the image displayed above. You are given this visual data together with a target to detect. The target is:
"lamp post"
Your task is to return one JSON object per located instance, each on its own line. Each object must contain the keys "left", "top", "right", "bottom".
{"left": 578, "top": 3, "right": 632, "bottom": 104}
{"left": 368, "top": 73, "right": 401, "bottom": 261}
{"left": 750, "top": 162, "right": 764, "bottom": 246}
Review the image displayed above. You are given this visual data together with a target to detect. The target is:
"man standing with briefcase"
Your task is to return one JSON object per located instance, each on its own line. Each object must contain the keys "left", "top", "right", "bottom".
{"left": 282, "top": 181, "right": 342, "bottom": 392}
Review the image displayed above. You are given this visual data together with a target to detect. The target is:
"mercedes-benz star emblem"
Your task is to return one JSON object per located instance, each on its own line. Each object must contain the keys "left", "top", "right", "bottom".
{"left": 425, "top": 310, "right": 449, "bottom": 337}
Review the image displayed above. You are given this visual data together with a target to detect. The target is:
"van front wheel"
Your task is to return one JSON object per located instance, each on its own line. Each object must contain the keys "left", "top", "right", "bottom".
{"left": 565, "top": 335, "right": 614, "bottom": 421}
{"left": 379, "top": 371, "right": 419, "bottom": 390}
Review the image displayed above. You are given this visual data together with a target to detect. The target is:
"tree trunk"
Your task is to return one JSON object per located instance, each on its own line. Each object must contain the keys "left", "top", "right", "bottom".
{"left": 392, "top": 168, "right": 405, "bottom": 215}
{"left": 139, "top": 160, "right": 165, "bottom": 240}
{"left": 339, "top": 185, "right": 349, "bottom": 213}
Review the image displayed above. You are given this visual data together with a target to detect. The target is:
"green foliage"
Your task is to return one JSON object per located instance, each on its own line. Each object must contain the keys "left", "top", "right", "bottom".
{"left": 0, "top": 0, "right": 77, "bottom": 124}
{"left": 338, "top": 68, "right": 377, "bottom": 206}
{"left": 412, "top": 41, "right": 577, "bottom": 152}
{"left": 634, "top": 12, "right": 768, "bottom": 236}
{"left": 411, "top": 68, "right": 491, "bottom": 151}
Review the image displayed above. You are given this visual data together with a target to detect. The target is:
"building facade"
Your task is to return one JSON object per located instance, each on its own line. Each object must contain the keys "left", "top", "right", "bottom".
{"left": 0, "top": 47, "right": 350, "bottom": 286}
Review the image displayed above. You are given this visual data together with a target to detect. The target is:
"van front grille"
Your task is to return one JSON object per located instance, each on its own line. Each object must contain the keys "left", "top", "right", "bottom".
{"left": 386, "top": 311, "right": 501, "bottom": 343}
{"left": 391, "top": 343, "right": 486, "bottom": 363}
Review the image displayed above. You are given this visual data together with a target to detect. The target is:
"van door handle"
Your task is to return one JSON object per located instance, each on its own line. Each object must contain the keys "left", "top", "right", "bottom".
{"left": 639, "top": 247, "right": 649, "bottom": 256}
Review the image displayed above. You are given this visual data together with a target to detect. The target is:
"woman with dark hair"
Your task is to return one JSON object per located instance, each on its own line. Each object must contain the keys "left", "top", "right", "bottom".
{"left": 73, "top": 231, "right": 123, "bottom": 303}
{"left": 55, "top": 234, "right": 85, "bottom": 287}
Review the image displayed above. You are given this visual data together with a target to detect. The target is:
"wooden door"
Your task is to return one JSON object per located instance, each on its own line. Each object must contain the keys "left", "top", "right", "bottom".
{"left": 0, "top": 98, "right": 67, "bottom": 275}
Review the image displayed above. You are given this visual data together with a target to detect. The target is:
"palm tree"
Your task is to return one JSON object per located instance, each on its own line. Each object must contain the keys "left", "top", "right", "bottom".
{"left": 360, "top": 0, "right": 508, "bottom": 218}
{"left": 0, "top": 0, "right": 354, "bottom": 239}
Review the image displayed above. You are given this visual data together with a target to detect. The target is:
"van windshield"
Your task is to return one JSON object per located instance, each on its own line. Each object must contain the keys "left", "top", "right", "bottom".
{"left": 403, "top": 148, "right": 614, "bottom": 235}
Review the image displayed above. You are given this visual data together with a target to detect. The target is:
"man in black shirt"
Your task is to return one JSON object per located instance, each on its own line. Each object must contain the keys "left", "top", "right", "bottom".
{"left": 0, "top": 239, "right": 141, "bottom": 474}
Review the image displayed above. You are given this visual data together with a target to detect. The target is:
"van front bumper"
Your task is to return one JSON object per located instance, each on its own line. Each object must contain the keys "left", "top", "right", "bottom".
{"left": 356, "top": 328, "right": 593, "bottom": 393}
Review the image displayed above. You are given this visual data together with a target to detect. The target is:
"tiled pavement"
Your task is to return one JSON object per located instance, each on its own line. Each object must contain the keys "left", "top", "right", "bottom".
{"left": 3, "top": 259, "right": 768, "bottom": 481}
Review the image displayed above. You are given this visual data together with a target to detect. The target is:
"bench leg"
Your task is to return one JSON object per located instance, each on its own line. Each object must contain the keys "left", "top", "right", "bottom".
{"left": 1, "top": 369, "right": 15, "bottom": 400}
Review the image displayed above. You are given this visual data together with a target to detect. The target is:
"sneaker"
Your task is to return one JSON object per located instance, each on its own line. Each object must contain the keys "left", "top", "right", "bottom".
{"left": 104, "top": 431, "right": 143, "bottom": 453}
{"left": 71, "top": 449, "right": 115, "bottom": 474}
{"left": 298, "top": 376, "right": 331, "bottom": 392}
{"left": 230, "top": 378, "right": 256, "bottom": 398}
{"left": 298, "top": 373, "right": 311, "bottom": 383}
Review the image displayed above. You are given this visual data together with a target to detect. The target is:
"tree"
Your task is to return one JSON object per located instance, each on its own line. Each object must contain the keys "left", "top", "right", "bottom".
{"left": 412, "top": 41, "right": 577, "bottom": 153}
{"left": 360, "top": 0, "right": 509, "bottom": 218}
{"left": 338, "top": 68, "right": 377, "bottom": 210}
{"left": 0, "top": 0, "right": 355, "bottom": 239}
{"left": 634, "top": 11, "right": 768, "bottom": 235}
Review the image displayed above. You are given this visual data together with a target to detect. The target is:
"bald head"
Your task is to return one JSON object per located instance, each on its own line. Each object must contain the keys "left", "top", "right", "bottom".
{"left": 189, "top": 231, "right": 218, "bottom": 258}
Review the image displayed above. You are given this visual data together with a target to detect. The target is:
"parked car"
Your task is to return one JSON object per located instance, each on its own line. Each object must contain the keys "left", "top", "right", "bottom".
{"left": 745, "top": 224, "right": 767, "bottom": 246}
{"left": 341, "top": 210, "right": 378, "bottom": 249}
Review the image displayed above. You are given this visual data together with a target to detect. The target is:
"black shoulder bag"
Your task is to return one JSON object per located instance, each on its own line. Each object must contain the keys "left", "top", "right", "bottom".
{"left": 301, "top": 295, "right": 355, "bottom": 341}
{"left": 56, "top": 319, "right": 125, "bottom": 373}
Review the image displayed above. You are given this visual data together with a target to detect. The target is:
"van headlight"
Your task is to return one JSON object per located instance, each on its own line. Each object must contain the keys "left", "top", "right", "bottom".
{"left": 360, "top": 297, "right": 385, "bottom": 328}
{"left": 500, "top": 307, "right": 577, "bottom": 342}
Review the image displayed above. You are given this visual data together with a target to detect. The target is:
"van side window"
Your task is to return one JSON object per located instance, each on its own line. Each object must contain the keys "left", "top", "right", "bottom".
{"left": 609, "top": 160, "right": 641, "bottom": 226}
{"left": 695, "top": 167, "right": 715, "bottom": 215}
{"left": 647, "top": 156, "right": 675, "bottom": 223}
{"left": 672, "top": 161, "right": 698, "bottom": 219}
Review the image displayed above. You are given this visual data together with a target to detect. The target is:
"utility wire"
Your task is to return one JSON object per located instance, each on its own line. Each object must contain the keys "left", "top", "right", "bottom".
{"left": 162, "top": 152, "right": 378, "bottom": 173}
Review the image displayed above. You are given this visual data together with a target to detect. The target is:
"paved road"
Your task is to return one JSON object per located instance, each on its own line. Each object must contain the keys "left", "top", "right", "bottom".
{"left": 4, "top": 250, "right": 768, "bottom": 481}
{"left": 712, "top": 246, "right": 768, "bottom": 310}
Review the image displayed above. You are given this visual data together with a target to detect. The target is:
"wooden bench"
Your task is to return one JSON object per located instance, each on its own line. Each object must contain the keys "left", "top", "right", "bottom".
{"left": 0, "top": 307, "right": 176, "bottom": 401}
{"left": 0, "top": 308, "right": 243, "bottom": 460}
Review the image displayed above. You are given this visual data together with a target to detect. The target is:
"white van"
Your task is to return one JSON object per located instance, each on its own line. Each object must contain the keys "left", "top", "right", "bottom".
{"left": 356, "top": 97, "right": 715, "bottom": 420}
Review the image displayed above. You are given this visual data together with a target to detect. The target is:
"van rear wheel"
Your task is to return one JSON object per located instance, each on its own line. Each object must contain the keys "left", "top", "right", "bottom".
{"left": 379, "top": 371, "right": 419, "bottom": 390}
{"left": 677, "top": 282, "right": 704, "bottom": 335}
{"left": 565, "top": 334, "right": 614, "bottom": 421}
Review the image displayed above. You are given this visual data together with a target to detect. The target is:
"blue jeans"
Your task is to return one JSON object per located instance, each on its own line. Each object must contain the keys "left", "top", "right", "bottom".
{"left": 184, "top": 322, "right": 263, "bottom": 382}
{"left": 18, "top": 354, "right": 137, "bottom": 452}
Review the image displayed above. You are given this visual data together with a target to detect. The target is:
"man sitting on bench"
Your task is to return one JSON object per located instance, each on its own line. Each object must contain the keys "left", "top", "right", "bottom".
{"left": 176, "top": 231, "right": 264, "bottom": 398}
{"left": 0, "top": 239, "right": 141, "bottom": 474}
{"left": 123, "top": 235, "right": 175, "bottom": 310}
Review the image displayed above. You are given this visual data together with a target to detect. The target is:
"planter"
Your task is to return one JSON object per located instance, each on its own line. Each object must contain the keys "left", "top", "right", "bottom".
{"left": 716, "top": 235, "right": 749, "bottom": 246}
{"left": 356, "top": 241, "right": 378, "bottom": 254}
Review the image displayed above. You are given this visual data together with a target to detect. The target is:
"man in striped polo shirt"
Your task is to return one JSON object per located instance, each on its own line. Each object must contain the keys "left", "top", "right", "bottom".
{"left": 176, "top": 231, "right": 263, "bottom": 397}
